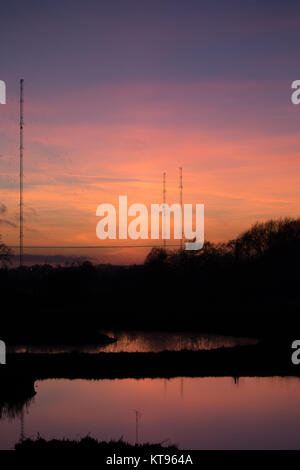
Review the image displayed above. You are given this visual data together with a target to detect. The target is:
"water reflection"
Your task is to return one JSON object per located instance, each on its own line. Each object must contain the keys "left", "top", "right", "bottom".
{"left": 0, "top": 397, "right": 34, "bottom": 421}
{"left": 1, "top": 377, "right": 300, "bottom": 450}
{"left": 8, "top": 330, "right": 257, "bottom": 354}
{"left": 99, "top": 330, "right": 257, "bottom": 353}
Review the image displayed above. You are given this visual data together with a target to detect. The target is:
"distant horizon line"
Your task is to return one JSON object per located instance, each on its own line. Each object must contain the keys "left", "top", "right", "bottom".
{"left": 8, "top": 244, "right": 182, "bottom": 249}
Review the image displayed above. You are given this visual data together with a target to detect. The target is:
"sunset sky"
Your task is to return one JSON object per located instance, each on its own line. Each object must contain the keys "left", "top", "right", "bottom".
{"left": 1, "top": 0, "right": 300, "bottom": 264}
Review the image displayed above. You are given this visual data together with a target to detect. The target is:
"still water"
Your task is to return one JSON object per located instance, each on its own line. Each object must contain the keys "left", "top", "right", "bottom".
{"left": 9, "top": 330, "right": 257, "bottom": 353}
{"left": 1, "top": 376, "right": 300, "bottom": 450}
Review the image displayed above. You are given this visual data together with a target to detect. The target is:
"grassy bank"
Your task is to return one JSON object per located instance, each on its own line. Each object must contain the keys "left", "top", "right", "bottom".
{"left": 15, "top": 436, "right": 178, "bottom": 452}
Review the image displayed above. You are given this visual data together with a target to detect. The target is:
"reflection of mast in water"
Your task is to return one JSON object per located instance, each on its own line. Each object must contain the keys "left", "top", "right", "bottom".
{"left": 133, "top": 409, "right": 141, "bottom": 445}
{"left": 20, "top": 406, "right": 25, "bottom": 442}
{"left": 180, "top": 377, "right": 184, "bottom": 400}
{"left": 233, "top": 376, "right": 240, "bottom": 385}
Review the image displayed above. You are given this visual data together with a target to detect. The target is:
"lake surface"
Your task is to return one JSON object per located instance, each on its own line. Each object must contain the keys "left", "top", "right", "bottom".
{"left": 9, "top": 330, "right": 257, "bottom": 353}
{"left": 1, "top": 376, "right": 300, "bottom": 450}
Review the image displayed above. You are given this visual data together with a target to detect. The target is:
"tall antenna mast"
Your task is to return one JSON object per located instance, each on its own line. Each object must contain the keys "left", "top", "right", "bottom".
{"left": 19, "top": 79, "right": 24, "bottom": 266}
{"left": 163, "top": 172, "right": 166, "bottom": 249}
{"left": 179, "top": 167, "right": 183, "bottom": 250}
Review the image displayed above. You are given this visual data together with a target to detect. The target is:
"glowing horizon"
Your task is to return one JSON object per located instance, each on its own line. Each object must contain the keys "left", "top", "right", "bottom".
{"left": 1, "top": 1, "right": 300, "bottom": 264}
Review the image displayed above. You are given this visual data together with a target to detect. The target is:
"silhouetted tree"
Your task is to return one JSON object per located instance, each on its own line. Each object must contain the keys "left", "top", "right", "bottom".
{"left": 230, "top": 218, "right": 300, "bottom": 259}
{"left": 144, "top": 247, "right": 168, "bottom": 266}
{"left": 0, "top": 235, "right": 12, "bottom": 267}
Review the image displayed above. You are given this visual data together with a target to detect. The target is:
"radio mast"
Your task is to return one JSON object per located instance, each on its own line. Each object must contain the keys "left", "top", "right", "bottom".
{"left": 19, "top": 79, "right": 24, "bottom": 266}
{"left": 179, "top": 167, "right": 183, "bottom": 250}
{"left": 163, "top": 172, "right": 166, "bottom": 249}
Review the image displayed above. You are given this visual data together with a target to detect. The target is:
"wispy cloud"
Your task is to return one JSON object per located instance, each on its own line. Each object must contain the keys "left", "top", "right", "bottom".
{"left": 0, "top": 203, "right": 7, "bottom": 214}
{"left": 0, "top": 218, "right": 17, "bottom": 228}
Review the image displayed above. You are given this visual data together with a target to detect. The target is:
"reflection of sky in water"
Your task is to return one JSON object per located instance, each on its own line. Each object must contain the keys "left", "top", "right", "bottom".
{"left": 9, "top": 330, "right": 257, "bottom": 354}
{"left": 1, "top": 377, "right": 300, "bottom": 450}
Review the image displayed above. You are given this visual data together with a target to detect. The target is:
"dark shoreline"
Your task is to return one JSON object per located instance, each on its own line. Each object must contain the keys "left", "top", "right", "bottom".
{"left": 2, "top": 340, "right": 299, "bottom": 381}
{"left": 3, "top": 333, "right": 116, "bottom": 347}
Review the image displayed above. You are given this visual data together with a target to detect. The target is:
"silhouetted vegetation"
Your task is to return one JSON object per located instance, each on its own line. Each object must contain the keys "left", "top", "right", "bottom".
{"left": 0, "top": 398, "right": 33, "bottom": 420}
{"left": 15, "top": 435, "right": 179, "bottom": 452}
{"left": 0, "top": 235, "right": 12, "bottom": 267}
{"left": 0, "top": 368, "right": 36, "bottom": 419}
{"left": 1, "top": 217, "right": 300, "bottom": 340}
